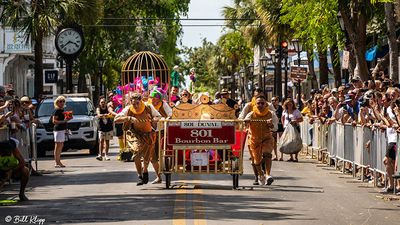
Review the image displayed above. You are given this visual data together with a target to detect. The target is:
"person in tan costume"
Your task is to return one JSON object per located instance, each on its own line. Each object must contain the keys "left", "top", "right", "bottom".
{"left": 245, "top": 95, "right": 278, "bottom": 185}
{"left": 115, "top": 93, "right": 161, "bottom": 185}
{"left": 146, "top": 89, "right": 172, "bottom": 184}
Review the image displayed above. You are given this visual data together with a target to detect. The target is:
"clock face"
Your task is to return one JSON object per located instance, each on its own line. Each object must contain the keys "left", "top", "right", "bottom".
{"left": 56, "top": 28, "right": 83, "bottom": 55}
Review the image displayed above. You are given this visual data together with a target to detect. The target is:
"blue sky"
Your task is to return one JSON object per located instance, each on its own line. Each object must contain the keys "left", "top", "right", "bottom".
{"left": 179, "top": 0, "right": 232, "bottom": 48}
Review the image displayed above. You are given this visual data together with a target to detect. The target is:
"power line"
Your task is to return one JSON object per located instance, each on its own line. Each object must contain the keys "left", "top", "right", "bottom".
{"left": 83, "top": 24, "right": 259, "bottom": 27}
{"left": 101, "top": 18, "right": 259, "bottom": 21}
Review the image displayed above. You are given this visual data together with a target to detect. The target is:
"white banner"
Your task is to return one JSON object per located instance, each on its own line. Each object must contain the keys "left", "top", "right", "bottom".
{"left": 4, "top": 27, "right": 32, "bottom": 53}
{"left": 190, "top": 152, "right": 209, "bottom": 166}
{"left": 342, "top": 50, "right": 350, "bottom": 69}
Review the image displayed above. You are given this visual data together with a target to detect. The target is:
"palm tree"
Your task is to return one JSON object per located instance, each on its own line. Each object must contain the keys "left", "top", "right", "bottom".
{"left": 384, "top": 2, "right": 398, "bottom": 82}
{"left": 223, "top": 0, "right": 286, "bottom": 97}
{"left": 0, "top": 0, "right": 99, "bottom": 98}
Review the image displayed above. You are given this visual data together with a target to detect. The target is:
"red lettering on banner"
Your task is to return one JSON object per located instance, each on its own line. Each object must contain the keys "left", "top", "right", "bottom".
{"left": 167, "top": 122, "right": 235, "bottom": 145}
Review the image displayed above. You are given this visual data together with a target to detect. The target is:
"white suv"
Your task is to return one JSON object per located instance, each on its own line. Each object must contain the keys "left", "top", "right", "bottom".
{"left": 35, "top": 95, "right": 99, "bottom": 156}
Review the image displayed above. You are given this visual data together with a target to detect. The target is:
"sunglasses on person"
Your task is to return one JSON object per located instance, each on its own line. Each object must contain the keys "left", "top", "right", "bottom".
{"left": 256, "top": 102, "right": 265, "bottom": 105}
{"left": 58, "top": 100, "right": 65, "bottom": 103}
{"left": 182, "top": 94, "right": 188, "bottom": 97}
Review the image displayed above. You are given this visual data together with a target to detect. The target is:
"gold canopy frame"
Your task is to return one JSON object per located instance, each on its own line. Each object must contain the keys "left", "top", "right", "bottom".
{"left": 172, "top": 98, "right": 236, "bottom": 119}
{"left": 121, "top": 51, "right": 170, "bottom": 87}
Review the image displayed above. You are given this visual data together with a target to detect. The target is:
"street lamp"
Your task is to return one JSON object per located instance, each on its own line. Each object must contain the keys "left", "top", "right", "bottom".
{"left": 219, "top": 78, "right": 225, "bottom": 90}
{"left": 259, "top": 55, "right": 268, "bottom": 94}
{"left": 247, "top": 63, "right": 254, "bottom": 92}
{"left": 234, "top": 72, "right": 239, "bottom": 99}
{"left": 291, "top": 38, "right": 303, "bottom": 110}
{"left": 270, "top": 51, "right": 277, "bottom": 97}
{"left": 239, "top": 67, "right": 246, "bottom": 101}
{"left": 337, "top": 11, "right": 349, "bottom": 84}
{"left": 96, "top": 57, "right": 106, "bottom": 96}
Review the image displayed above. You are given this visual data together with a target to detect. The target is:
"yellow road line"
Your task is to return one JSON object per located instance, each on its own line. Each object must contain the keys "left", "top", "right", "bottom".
{"left": 172, "top": 180, "right": 207, "bottom": 225}
{"left": 194, "top": 188, "right": 207, "bottom": 225}
{"left": 173, "top": 188, "right": 187, "bottom": 225}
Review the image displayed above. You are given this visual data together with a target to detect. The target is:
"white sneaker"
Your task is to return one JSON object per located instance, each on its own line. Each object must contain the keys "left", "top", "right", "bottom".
{"left": 266, "top": 176, "right": 274, "bottom": 186}
{"left": 104, "top": 156, "right": 110, "bottom": 161}
{"left": 258, "top": 175, "right": 266, "bottom": 185}
{"left": 151, "top": 177, "right": 162, "bottom": 184}
{"left": 96, "top": 155, "right": 102, "bottom": 161}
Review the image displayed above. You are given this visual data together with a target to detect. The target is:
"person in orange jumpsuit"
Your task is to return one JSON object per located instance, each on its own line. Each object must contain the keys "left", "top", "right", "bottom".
{"left": 115, "top": 93, "right": 161, "bottom": 185}
{"left": 245, "top": 94, "right": 278, "bottom": 185}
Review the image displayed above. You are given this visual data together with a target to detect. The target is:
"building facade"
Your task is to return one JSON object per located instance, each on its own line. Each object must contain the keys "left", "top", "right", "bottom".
{"left": 0, "top": 27, "right": 59, "bottom": 97}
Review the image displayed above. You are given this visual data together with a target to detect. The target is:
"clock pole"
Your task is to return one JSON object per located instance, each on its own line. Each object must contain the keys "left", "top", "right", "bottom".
{"left": 65, "top": 59, "right": 73, "bottom": 93}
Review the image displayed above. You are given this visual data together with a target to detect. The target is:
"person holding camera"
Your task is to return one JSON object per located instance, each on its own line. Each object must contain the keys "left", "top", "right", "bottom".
{"left": 96, "top": 97, "right": 114, "bottom": 161}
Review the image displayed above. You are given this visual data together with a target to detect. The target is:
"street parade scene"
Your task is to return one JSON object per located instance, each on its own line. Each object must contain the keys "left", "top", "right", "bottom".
{"left": 1, "top": 0, "right": 400, "bottom": 224}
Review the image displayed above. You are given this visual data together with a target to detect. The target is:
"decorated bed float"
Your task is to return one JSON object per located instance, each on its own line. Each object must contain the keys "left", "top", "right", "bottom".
{"left": 159, "top": 95, "right": 246, "bottom": 190}
{"left": 119, "top": 51, "right": 246, "bottom": 189}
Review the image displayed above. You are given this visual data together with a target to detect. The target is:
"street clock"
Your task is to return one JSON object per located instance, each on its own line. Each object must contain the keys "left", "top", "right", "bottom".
{"left": 55, "top": 27, "right": 84, "bottom": 60}
{"left": 54, "top": 26, "right": 85, "bottom": 93}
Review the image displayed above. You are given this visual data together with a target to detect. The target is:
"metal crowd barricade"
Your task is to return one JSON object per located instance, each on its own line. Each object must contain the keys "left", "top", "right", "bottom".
{"left": 361, "top": 127, "right": 373, "bottom": 168}
{"left": 374, "top": 129, "right": 386, "bottom": 174}
{"left": 343, "top": 124, "right": 354, "bottom": 163}
{"left": 295, "top": 119, "right": 396, "bottom": 187}
{"left": 327, "top": 122, "right": 337, "bottom": 164}
{"left": 300, "top": 117, "right": 310, "bottom": 154}
{"left": 335, "top": 123, "right": 345, "bottom": 164}
{"left": 31, "top": 123, "right": 38, "bottom": 171}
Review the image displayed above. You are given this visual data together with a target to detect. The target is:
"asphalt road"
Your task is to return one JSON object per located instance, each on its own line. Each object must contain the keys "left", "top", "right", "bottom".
{"left": 1, "top": 140, "right": 400, "bottom": 225}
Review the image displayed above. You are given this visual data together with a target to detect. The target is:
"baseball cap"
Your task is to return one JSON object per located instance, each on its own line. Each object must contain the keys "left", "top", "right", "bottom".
{"left": 344, "top": 95, "right": 352, "bottom": 102}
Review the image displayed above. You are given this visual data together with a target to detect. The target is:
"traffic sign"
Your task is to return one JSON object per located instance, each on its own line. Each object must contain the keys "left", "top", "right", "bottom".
{"left": 290, "top": 66, "right": 308, "bottom": 81}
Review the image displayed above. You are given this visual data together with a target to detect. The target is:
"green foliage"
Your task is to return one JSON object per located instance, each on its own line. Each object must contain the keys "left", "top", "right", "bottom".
{"left": 181, "top": 40, "right": 219, "bottom": 94}
{"left": 180, "top": 31, "right": 252, "bottom": 95}
{"left": 79, "top": 0, "right": 190, "bottom": 89}
{"left": 222, "top": 0, "right": 284, "bottom": 48}
{"left": 280, "top": 0, "right": 343, "bottom": 51}
{"left": 217, "top": 31, "right": 253, "bottom": 68}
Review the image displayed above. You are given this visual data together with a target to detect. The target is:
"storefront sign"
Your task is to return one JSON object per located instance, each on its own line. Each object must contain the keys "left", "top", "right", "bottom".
{"left": 4, "top": 28, "right": 32, "bottom": 53}
{"left": 167, "top": 121, "right": 235, "bottom": 145}
{"left": 44, "top": 70, "right": 58, "bottom": 83}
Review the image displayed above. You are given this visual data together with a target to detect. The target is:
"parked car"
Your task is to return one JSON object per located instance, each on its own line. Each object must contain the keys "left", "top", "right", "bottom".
{"left": 35, "top": 94, "right": 98, "bottom": 156}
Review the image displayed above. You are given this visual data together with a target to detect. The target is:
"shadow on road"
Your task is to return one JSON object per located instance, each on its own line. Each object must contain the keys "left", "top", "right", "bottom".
{"left": 0, "top": 193, "right": 316, "bottom": 223}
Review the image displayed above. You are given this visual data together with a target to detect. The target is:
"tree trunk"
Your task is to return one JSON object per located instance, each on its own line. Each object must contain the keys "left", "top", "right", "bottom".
{"left": 34, "top": 31, "right": 44, "bottom": 98}
{"left": 78, "top": 72, "right": 87, "bottom": 93}
{"left": 339, "top": 0, "right": 369, "bottom": 81}
{"left": 385, "top": 2, "right": 399, "bottom": 83}
{"left": 331, "top": 45, "right": 342, "bottom": 87}
{"left": 319, "top": 49, "right": 329, "bottom": 86}
{"left": 307, "top": 50, "right": 318, "bottom": 89}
